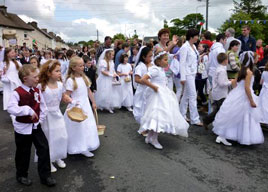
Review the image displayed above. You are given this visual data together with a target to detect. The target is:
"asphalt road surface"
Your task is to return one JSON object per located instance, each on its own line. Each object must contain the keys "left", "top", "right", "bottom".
{"left": 0, "top": 94, "right": 268, "bottom": 192}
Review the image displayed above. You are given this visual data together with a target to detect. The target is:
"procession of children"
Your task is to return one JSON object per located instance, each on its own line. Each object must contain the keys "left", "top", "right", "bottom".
{"left": 0, "top": 26, "right": 267, "bottom": 187}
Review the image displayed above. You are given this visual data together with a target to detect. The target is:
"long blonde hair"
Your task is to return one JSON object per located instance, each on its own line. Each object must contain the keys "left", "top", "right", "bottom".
{"left": 104, "top": 50, "right": 114, "bottom": 71}
{"left": 66, "top": 56, "right": 91, "bottom": 90}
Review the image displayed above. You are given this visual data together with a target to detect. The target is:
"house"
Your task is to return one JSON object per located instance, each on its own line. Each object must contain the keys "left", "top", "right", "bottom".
{"left": 48, "top": 32, "right": 69, "bottom": 50}
{"left": 0, "top": 5, "right": 34, "bottom": 48}
{"left": 28, "top": 21, "right": 53, "bottom": 50}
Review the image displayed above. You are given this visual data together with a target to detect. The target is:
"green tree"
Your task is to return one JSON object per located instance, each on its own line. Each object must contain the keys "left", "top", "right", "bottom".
{"left": 219, "top": 11, "right": 264, "bottom": 40}
{"left": 113, "top": 33, "right": 126, "bottom": 41}
{"left": 163, "top": 19, "right": 169, "bottom": 28}
{"left": 166, "top": 13, "right": 205, "bottom": 36}
{"left": 233, "top": 0, "right": 267, "bottom": 19}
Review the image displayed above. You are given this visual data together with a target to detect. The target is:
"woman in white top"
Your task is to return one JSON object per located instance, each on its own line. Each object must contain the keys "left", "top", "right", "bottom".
{"left": 179, "top": 29, "right": 202, "bottom": 126}
{"left": 0, "top": 48, "right": 22, "bottom": 111}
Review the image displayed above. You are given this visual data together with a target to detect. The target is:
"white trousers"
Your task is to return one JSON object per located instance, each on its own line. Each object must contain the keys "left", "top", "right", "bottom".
{"left": 180, "top": 74, "right": 200, "bottom": 124}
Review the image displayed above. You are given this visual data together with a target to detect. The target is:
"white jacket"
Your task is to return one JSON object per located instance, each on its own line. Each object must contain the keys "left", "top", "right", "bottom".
{"left": 179, "top": 41, "right": 199, "bottom": 81}
{"left": 208, "top": 42, "right": 226, "bottom": 78}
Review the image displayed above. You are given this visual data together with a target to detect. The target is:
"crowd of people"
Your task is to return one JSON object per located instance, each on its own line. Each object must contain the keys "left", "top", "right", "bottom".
{"left": 0, "top": 24, "right": 267, "bottom": 187}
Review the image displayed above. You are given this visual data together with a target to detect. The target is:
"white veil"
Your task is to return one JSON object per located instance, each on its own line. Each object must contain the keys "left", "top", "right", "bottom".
{"left": 97, "top": 48, "right": 114, "bottom": 75}
{"left": 133, "top": 46, "right": 146, "bottom": 89}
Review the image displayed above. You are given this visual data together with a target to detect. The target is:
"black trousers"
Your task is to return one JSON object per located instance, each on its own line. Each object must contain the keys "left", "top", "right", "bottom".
{"left": 203, "top": 98, "right": 225, "bottom": 125}
{"left": 195, "top": 78, "right": 207, "bottom": 103}
{"left": 14, "top": 124, "right": 51, "bottom": 180}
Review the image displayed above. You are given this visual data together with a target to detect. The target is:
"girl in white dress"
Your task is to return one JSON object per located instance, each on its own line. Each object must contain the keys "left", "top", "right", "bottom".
{"left": 64, "top": 56, "right": 100, "bottom": 157}
{"left": 133, "top": 46, "right": 153, "bottom": 124}
{"left": 0, "top": 48, "right": 21, "bottom": 110}
{"left": 95, "top": 49, "right": 121, "bottom": 113}
{"left": 138, "top": 51, "right": 189, "bottom": 149}
{"left": 260, "top": 63, "right": 268, "bottom": 124}
{"left": 213, "top": 51, "right": 264, "bottom": 146}
{"left": 39, "top": 60, "right": 70, "bottom": 172}
{"left": 117, "top": 54, "right": 133, "bottom": 111}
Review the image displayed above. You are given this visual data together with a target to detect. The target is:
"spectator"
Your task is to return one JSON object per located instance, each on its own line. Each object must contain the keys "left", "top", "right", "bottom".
{"left": 200, "top": 31, "right": 213, "bottom": 48}
{"left": 258, "top": 47, "right": 268, "bottom": 72}
{"left": 224, "top": 27, "right": 241, "bottom": 53}
{"left": 237, "top": 25, "right": 256, "bottom": 53}
{"left": 208, "top": 34, "right": 226, "bottom": 82}
{"left": 20, "top": 48, "right": 30, "bottom": 64}
{"left": 256, "top": 39, "right": 264, "bottom": 62}
{"left": 96, "top": 36, "right": 112, "bottom": 62}
{"left": 114, "top": 43, "right": 130, "bottom": 71}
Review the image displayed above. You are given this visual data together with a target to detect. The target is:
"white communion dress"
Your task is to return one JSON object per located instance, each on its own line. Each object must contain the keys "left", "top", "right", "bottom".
{"left": 133, "top": 62, "right": 148, "bottom": 124}
{"left": 138, "top": 65, "right": 189, "bottom": 136}
{"left": 259, "top": 71, "right": 268, "bottom": 124}
{"left": 64, "top": 77, "right": 100, "bottom": 154}
{"left": 40, "top": 82, "right": 68, "bottom": 162}
{"left": 1, "top": 61, "right": 22, "bottom": 110}
{"left": 95, "top": 59, "right": 121, "bottom": 110}
{"left": 117, "top": 63, "right": 133, "bottom": 107}
{"left": 213, "top": 77, "right": 264, "bottom": 145}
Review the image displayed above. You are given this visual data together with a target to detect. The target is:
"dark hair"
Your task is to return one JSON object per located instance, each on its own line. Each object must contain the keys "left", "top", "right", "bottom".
{"left": 133, "top": 46, "right": 140, "bottom": 51}
{"left": 158, "top": 28, "right": 170, "bottom": 40}
{"left": 104, "top": 36, "right": 112, "bottom": 42}
{"left": 122, "top": 43, "right": 130, "bottom": 49}
{"left": 186, "top": 29, "right": 199, "bottom": 41}
{"left": 82, "top": 55, "right": 91, "bottom": 63}
{"left": 237, "top": 52, "right": 254, "bottom": 82}
{"left": 217, "top": 53, "right": 228, "bottom": 64}
{"left": 82, "top": 46, "right": 88, "bottom": 53}
{"left": 216, "top": 34, "right": 226, "bottom": 42}
{"left": 204, "top": 31, "right": 212, "bottom": 40}
{"left": 120, "top": 53, "right": 128, "bottom": 63}
{"left": 242, "top": 25, "right": 251, "bottom": 30}
{"left": 55, "top": 51, "right": 64, "bottom": 59}
{"left": 263, "top": 47, "right": 268, "bottom": 57}
{"left": 265, "top": 61, "right": 268, "bottom": 71}
{"left": 228, "top": 40, "right": 240, "bottom": 50}
{"left": 66, "top": 50, "right": 75, "bottom": 59}
{"left": 200, "top": 43, "right": 209, "bottom": 54}
{"left": 137, "top": 47, "right": 152, "bottom": 66}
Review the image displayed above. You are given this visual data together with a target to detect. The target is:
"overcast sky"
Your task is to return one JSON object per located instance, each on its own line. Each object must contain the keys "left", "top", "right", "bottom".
{"left": 2, "top": 0, "right": 268, "bottom": 42}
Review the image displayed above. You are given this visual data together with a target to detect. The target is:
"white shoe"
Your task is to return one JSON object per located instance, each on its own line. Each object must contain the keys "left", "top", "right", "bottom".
{"left": 51, "top": 163, "right": 57, "bottom": 173}
{"left": 145, "top": 136, "right": 151, "bottom": 144}
{"left": 216, "top": 136, "right": 232, "bottom": 146}
{"left": 151, "top": 140, "right": 163, "bottom": 150}
{"left": 56, "top": 159, "right": 66, "bottom": 168}
{"left": 81, "top": 151, "right": 94, "bottom": 157}
{"left": 108, "top": 109, "right": 114, "bottom": 114}
{"left": 127, "top": 107, "right": 133, "bottom": 112}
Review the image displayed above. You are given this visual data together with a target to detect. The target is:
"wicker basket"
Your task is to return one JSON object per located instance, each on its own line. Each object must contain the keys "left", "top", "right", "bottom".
{"left": 67, "top": 106, "right": 88, "bottom": 122}
{"left": 124, "top": 76, "right": 131, "bottom": 83}
{"left": 94, "top": 109, "right": 106, "bottom": 135}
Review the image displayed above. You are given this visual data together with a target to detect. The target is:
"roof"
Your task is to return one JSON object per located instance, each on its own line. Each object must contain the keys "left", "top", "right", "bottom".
{"left": 0, "top": 7, "right": 34, "bottom": 31}
{"left": 28, "top": 22, "right": 53, "bottom": 39}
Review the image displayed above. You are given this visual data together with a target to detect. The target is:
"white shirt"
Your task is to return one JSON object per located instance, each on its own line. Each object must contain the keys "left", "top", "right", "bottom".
{"left": 212, "top": 65, "right": 231, "bottom": 101}
{"left": 208, "top": 42, "right": 226, "bottom": 78}
{"left": 179, "top": 41, "right": 199, "bottom": 81}
{"left": 7, "top": 84, "right": 48, "bottom": 135}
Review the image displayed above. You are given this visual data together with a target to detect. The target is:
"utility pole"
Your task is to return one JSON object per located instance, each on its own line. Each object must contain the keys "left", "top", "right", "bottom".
{"left": 206, "top": 0, "right": 209, "bottom": 30}
{"left": 97, "top": 30, "right": 99, "bottom": 41}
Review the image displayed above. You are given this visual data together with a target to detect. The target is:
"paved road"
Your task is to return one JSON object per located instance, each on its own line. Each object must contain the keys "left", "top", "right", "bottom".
{"left": 0, "top": 94, "right": 268, "bottom": 192}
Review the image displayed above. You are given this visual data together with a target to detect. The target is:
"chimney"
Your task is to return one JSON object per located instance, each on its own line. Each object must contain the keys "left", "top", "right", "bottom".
{"left": 42, "top": 28, "right": 47, "bottom": 33}
{"left": 0, "top": 5, "right": 8, "bottom": 17}
{"left": 30, "top": 21, "right": 38, "bottom": 28}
